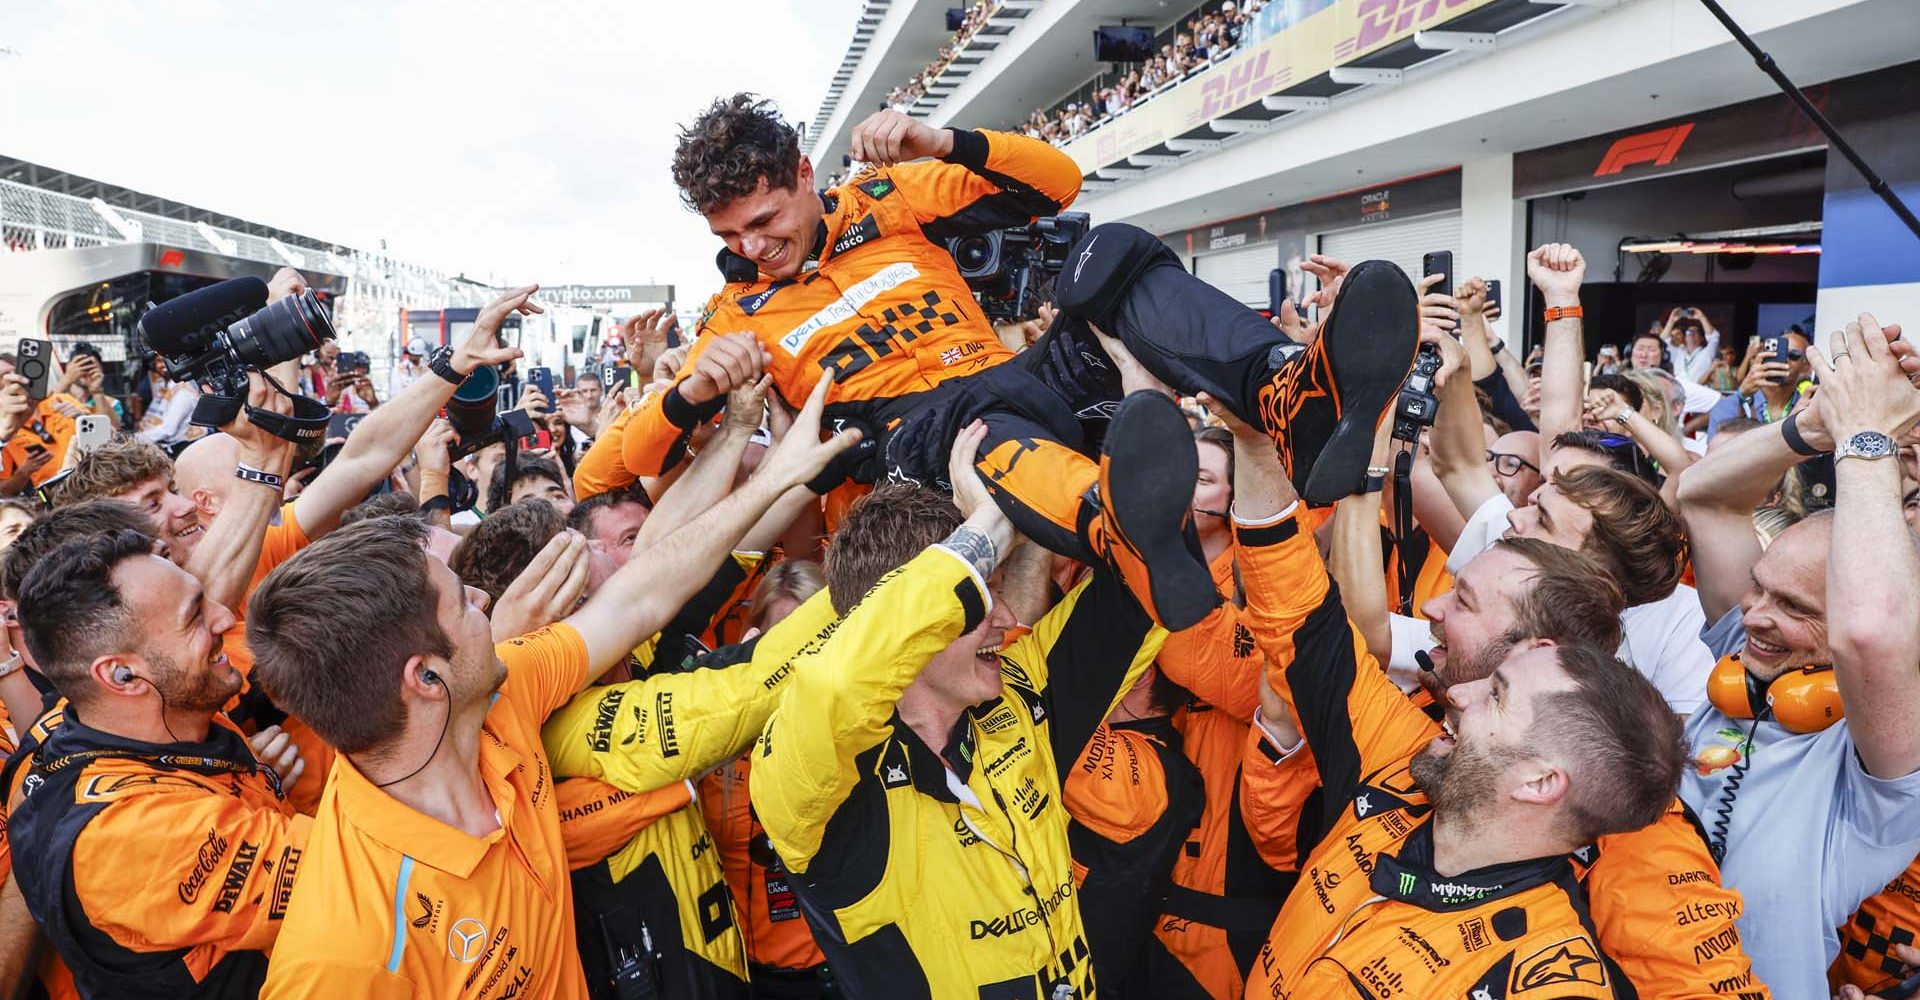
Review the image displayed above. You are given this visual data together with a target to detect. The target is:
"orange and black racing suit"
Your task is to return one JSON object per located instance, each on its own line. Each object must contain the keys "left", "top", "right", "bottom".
{"left": 621, "top": 130, "right": 1138, "bottom": 565}
{"left": 1130, "top": 549, "right": 1296, "bottom": 1000}
{"left": 1833, "top": 857, "right": 1920, "bottom": 995}
{"left": 1233, "top": 503, "right": 1770, "bottom": 999}
{"left": 1063, "top": 717, "right": 1204, "bottom": 995}
{"left": 4, "top": 708, "right": 307, "bottom": 1000}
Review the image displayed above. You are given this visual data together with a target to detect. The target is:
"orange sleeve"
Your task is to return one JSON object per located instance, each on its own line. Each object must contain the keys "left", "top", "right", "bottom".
{"left": 1583, "top": 802, "right": 1771, "bottom": 999}
{"left": 1063, "top": 725, "right": 1170, "bottom": 844}
{"left": 1239, "top": 717, "right": 1318, "bottom": 873}
{"left": 556, "top": 776, "right": 695, "bottom": 871}
{"left": 1235, "top": 507, "right": 1440, "bottom": 799}
{"left": 571, "top": 405, "right": 640, "bottom": 500}
{"left": 70, "top": 792, "right": 311, "bottom": 957}
{"left": 621, "top": 311, "right": 728, "bottom": 479}
{"left": 247, "top": 505, "right": 309, "bottom": 594}
{"left": 1156, "top": 593, "right": 1260, "bottom": 723}
{"left": 497, "top": 623, "right": 591, "bottom": 723}
{"left": 891, "top": 129, "right": 1082, "bottom": 232}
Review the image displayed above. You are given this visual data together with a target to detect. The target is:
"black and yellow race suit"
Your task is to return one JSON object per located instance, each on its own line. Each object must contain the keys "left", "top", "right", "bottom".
{"left": 542, "top": 576, "right": 838, "bottom": 1000}
{"left": 752, "top": 546, "right": 1164, "bottom": 1000}
{"left": 4, "top": 707, "right": 307, "bottom": 1000}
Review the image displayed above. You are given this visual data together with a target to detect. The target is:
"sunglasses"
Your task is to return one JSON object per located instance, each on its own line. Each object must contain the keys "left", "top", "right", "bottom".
{"left": 1486, "top": 450, "right": 1540, "bottom": 477}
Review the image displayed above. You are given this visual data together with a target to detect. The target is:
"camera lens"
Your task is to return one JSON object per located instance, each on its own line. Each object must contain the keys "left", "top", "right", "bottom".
{"left": 228, "top": 290, "right": 336, "bottom": 369}
{"left": 950, "top": 234, "right": 1000, "bottom": 277}
{"left": 445, "top": 364, "right": 501, "bottom": 443}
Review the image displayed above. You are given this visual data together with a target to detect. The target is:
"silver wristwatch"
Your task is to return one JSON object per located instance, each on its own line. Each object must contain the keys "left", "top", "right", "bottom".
{"left": 1834, "top": 430, "right": 1896, "bottom": 462}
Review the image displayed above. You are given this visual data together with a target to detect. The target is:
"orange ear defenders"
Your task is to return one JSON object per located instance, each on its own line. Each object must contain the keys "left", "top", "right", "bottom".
{"left": 1706, "top": 652, "right": 1843, "bottom": 733}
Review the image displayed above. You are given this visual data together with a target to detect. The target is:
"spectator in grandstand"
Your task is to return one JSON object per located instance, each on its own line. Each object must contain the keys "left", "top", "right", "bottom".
{"left": 1672, "top": 312, "right": 1920, "bottom": 997}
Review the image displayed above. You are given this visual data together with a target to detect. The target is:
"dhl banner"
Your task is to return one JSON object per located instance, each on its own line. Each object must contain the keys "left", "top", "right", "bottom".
{"left": 1063, "top": 0, "right": 1503, "bottom": 175}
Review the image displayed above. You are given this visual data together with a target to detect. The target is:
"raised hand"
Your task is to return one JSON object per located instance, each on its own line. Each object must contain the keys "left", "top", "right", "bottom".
{"left": 248, "top": 724, "right": 307, "bottom": 795}
{"left": 1526, "top": 243, "right": 1586, "bottom": 307}
{"left": 850, "top": 109, "right": 954, "bottom": 164}
{"left": 677, "top": 332, "right": 767, "bottom": 406}
{"left": 755, "top": 371, "right": 863, "bottom": 489}
{"left": 457, "top": 285, "right": 541, "bottom": 376}
{"left": 491, "top": 529, "right": 592, "bottom": 642}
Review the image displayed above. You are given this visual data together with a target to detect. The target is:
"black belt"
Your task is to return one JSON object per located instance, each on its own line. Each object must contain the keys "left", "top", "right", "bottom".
{"left": 1161, "top": 885, "right": 1282, "bottom": 932}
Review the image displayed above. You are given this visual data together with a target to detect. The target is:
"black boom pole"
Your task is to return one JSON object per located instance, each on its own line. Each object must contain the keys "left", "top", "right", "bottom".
{"left": 1694, "top": 0, "right": 1920, "bottom": 243}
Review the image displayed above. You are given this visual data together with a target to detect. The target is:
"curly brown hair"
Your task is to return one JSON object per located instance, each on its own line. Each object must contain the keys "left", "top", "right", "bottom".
{"left": 672, "top": 93, "right": 803, "bottom": 214}
{"left": 449, "top": 499, "right": 565, "bottom": 606}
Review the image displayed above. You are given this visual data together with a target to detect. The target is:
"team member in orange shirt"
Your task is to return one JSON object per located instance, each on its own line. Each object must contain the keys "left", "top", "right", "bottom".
{"left": 245, "top": 380, "right": 856, "bottom": 1000}
{"left": 6, "top": 529, "right": 309, "bottom": 1000}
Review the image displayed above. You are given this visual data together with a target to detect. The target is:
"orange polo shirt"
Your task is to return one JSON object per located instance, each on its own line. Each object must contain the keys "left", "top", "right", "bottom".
{"left": 258, "top": 624, "right": 591, "bottom": 1000}
{"left": 2, "top": 394, "right": 87, "bottom": 486}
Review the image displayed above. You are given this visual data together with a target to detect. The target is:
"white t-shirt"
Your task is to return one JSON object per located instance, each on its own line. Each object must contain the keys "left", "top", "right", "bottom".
{"left": 1682, "top": 608, "right": 1920, "bottom": 998}
{"left": 1419, "top": 493, "right": 1712, "bottom": 713}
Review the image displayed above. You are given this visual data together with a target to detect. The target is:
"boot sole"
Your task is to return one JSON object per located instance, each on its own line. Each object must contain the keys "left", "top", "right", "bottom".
{"left": 1102, "top": 392, "right": 1218, "bottom": 630}
{"left": 1300, "top": 260, "right": 1420, "bottom": 506}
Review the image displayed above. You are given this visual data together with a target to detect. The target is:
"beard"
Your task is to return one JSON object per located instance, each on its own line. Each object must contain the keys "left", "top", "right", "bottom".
{"left": 1410, "top": 734, "right": 1524, "bottom": 823}
{"left": 147, "top": 649, "right": 242, "bottom": 716}
{"left": 1431, "top": 633, "right": 1513, "bottom": 694}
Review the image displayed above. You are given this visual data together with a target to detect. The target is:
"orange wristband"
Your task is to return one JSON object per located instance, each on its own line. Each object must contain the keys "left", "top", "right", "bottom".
{"left": 1543, "top": 305, "right": 1584, "bottom": 322}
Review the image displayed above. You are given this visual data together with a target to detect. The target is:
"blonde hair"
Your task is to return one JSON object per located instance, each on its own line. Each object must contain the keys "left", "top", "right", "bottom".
{"left": 1621, "top": 369, "right": 1678, "bottom": 437}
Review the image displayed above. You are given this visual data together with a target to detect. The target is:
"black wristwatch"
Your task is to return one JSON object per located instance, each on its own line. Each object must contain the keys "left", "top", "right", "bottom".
{"left": 427, "top": 346, "right": 465, "bottom": 386}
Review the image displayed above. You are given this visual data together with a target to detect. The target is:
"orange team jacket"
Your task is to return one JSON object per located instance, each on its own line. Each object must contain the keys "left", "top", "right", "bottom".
{"left": 258, "top": 624, "right": 592, "bottom": 1000}
{"left": 1149, "top": 547, "right": 1295, "bottom": 1000}
{"left": 3, "top": 703, "right": 310, "bottom": 1000}
{"left": 1834, "top": 858, "right": 1920, "bottom": 994}
{"left": 227, "top": 503, "right": 337, "bottom": 817}
{"left": 619, "top": 127, "right": 1082, "bottom": 480}
{"left": 1233, "top": 505, "right": 1769, "bottom": 1000}
{"left": 1, "top": 395, "right": 87, "bottom": 487}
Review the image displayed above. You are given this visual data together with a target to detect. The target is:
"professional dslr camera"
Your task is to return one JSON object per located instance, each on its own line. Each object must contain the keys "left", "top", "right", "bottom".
{"left": 136, "top": 276, "right": 335, "bottom": 441}
{"left": 947, "top": 212, "right": 1091, "bottom": 323}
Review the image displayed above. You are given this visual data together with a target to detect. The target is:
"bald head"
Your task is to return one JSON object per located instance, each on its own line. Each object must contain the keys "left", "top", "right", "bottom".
{"left": 172, "top": 434, "right": 242, "bottom": 519}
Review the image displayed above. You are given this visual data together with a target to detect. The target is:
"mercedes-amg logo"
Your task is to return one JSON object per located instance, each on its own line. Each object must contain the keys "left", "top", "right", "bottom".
{"left": 448, "top": 918, "right": 487, "bottom": 963}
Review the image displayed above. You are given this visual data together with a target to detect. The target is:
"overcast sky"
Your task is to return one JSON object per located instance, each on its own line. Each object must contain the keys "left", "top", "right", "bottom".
{"left": 0, "top": 0, "right": 863, "bottom": 303}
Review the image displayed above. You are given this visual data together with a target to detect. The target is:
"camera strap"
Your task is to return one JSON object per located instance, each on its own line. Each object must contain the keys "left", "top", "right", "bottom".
{"left": 248, "top": 393, "right": 331, "bottom": 444}
{"left": 1393, "top": 446, "right": 1416, "bottom": 617}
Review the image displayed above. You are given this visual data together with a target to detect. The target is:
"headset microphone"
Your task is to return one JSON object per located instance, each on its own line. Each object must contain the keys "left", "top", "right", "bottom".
{"left": 1413, "top": 649, "right": 1436, "bottom": 675}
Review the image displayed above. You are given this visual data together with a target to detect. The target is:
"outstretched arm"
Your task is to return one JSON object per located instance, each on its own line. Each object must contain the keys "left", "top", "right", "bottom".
{"left": 294, "top": 286, "right": 539, "bottom": 538}
{"left": 1530, "top": 243, "right": 1588, "bottom": 448}
{"left": 562, "top": 374, "right": 859, "bottom": 689}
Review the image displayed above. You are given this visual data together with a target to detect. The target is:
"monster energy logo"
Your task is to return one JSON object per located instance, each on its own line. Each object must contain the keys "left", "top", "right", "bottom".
{"left": 1398, "top": 872, "right": 1418, "bottom": 896}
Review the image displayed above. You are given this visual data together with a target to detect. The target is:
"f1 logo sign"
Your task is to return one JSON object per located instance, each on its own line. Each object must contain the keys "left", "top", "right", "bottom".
{"left": 1593, "top": 123, "right": 1695, "bottom": 177}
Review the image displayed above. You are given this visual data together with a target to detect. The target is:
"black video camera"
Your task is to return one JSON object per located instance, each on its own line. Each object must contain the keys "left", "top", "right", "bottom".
{"left": 947, "top": 212, "right": 1091, "bottom": 323}
{"left": 136, "top": 276, "right": 335, "bottom": 441}
{"left": 442, "top": 364, "right": 538, "bottom": 513}
{"left": 1392, "top": 345, "right": 1443, "bottom": 443}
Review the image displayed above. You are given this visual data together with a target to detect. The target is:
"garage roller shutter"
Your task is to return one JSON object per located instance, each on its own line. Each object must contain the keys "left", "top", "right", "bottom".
{"left": 1317, "top": 212, "right": 1463, "bottom": 287}
{"left": 1194, "top": 242, "right": 1280, "bottom": 309}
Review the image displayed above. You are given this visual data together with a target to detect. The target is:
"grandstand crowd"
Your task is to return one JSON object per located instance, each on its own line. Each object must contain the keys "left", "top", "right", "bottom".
{"left": 0, "top": 92, "right": 1918, "bottom": 1000}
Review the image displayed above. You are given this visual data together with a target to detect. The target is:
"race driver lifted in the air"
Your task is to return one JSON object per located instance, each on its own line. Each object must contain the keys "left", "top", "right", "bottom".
{"left": 629, "top": 94, "right": 1420, "bottom": 630}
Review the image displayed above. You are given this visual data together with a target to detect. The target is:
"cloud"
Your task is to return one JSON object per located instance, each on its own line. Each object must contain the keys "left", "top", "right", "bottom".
{"left": 0, "top": 0, "right": 861, "bottom": 304}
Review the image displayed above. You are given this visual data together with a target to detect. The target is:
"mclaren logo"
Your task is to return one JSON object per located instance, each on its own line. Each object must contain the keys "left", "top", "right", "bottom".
{"left": 448, "top": 918, "right": 488, "bottom": 963}
{"left": 1074, "top": 234, "right": 1098, "bottom": 282}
